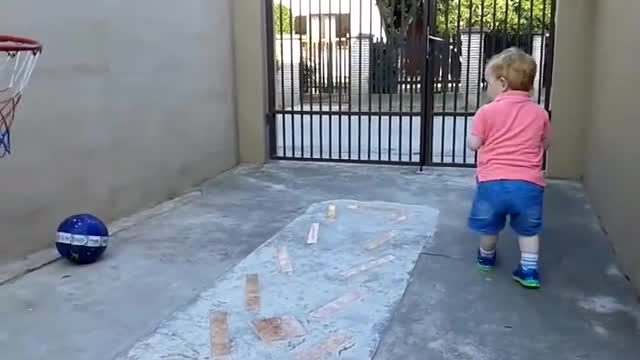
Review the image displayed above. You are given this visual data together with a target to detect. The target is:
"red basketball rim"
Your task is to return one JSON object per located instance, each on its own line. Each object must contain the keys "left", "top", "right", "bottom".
{"left": 0, "top": 35, "right": 42, "bottom": 53}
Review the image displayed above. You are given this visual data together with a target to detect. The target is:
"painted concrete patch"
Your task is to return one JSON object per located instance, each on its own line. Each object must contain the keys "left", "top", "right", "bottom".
{"left": 117, "top": 200, "right": 438, "bottom": 360}
{"left": 210, "top": 311, "right": 231, "bottom": 356}
{"left": 252, "top": 315, "right": 306, "bottom": 343}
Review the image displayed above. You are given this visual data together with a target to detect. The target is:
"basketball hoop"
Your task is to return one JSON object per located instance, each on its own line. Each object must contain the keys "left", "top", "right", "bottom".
{"left": 0, "top": 35, "right": 42, "bottom": 157}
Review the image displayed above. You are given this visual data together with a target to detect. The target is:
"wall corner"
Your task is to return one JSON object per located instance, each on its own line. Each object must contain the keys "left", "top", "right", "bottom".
{"left": 232, "top": 0, "right": 270, "bottom": 164}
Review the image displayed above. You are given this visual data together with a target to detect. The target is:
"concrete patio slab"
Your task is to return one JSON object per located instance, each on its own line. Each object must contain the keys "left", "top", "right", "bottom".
{"left": 0, "top": 162, "right": 638, "bottom": 360}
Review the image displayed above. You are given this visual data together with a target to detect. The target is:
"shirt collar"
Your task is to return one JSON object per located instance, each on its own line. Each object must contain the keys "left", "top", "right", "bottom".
{"left": 494, "top": 90, "right": 531, "bottom": 102}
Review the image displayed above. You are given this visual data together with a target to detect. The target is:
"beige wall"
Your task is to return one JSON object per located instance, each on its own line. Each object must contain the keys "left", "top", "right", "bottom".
{"left": 0, "top": 0, "right": 238, "bottom": 263}
{"left": 583, "top": 0, "right": 640, "bottom": 289}
{"left": 546, "top": 0, "right": 594, "bottom": 179}
{"left": 233, "top": 0, "right": 269, "bottom": 164}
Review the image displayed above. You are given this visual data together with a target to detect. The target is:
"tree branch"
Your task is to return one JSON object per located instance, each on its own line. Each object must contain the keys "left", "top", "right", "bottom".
{"left": 376, "top": 0, "right": 423, "bottom": 45}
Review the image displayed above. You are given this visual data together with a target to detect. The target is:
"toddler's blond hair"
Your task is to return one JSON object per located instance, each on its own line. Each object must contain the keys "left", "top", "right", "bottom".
{"left": 486, "top": 47, "right": 537, "bottom": 91}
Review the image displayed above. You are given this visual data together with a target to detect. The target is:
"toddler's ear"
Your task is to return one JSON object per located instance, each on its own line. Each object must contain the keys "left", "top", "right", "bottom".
{"left": 499, "top": 77, "right": 509, "bottom": 90}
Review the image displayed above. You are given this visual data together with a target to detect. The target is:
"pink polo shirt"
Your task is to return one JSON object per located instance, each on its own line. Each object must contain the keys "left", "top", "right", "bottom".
{"left": 471, "top": 91, "right": 550, "bottom": 187}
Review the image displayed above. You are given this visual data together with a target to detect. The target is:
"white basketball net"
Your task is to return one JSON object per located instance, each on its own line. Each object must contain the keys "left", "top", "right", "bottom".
{"left": 0, "top": 49, "right": 40, "bottom": 156}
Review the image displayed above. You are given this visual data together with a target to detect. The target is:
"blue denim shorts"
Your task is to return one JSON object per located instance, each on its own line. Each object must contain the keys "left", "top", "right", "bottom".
{"left": 468, "top": 180, "right": 544, "bottom": 236}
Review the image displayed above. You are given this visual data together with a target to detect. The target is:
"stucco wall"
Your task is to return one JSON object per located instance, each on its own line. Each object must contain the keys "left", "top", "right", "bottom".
{"left": 583, "top": 0, "right": 640, "bottom": 289}
{"left": 546, "top": 0, "right": 593, "bottom": 180}
{"left": 0, "top": 0, "right": 238, "bottom": 263}
{"left": 234, "top": 0, "right": 269, "bottom": 164}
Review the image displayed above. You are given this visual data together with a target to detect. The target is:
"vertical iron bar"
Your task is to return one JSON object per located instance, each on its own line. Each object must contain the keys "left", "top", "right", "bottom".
{"left": 418, "top": 0, "right": 428, "bottom": 169}
{"left": 358, "top": 0, "right": 363, "bottom": 160}
{"left": 451, "top": 0, "right": 463, "bottom": 164}
{"left": 338, "top": 0, "right": 343, "bottom": 159}
{"left": 279, "top": 1, "right": 287, "bottom": 157}
{"left": 328, "top": 0, "right": 334, "bottom": 159}
{"left": 378, "top": 18, "right": 383, "bottom": 160}
{"left": 319, "top": 16, "right": 324, "bottom": 158}
{"left": 439, "top": 0, "right": 451, "bottom": 163}
{"left": 462, "top": 0, "right": 473, "bottom": 165}
{"left": 397, "top": 0, "right": 406, "bottom": 162}
{"left": 265, "top": 0, "right": 277, "bottom": 157}
{"left": 368, "top": 0, "right": 373, "bottom": 160}
{"left": 544, "top": 0, "right": 556, "bottom": 111}
{"left": 278, "top": 4, "right": 287, "bottom": 157}
{"left": 387, "top": 0, "right": 395, "bottom": 162}
{"left": 475, "top": 0, "right": 485, "bottom": 110}
{"left": 408, "top": 41, "right": 415, "bottom": 162}
{"left": 387, "top": 45, "right": 392, "bottom": 161}
{"left": 541, "top": 0, "right": 555, "bottom": 171}
{"left": 348, "top": 0, "right": 353, "bottom": 159}
{"left": 299, "top": 0, "right": 305, "bottom": 157}
{"left": 474, "top": 0, "right": 486, "bottom": 166}
{"left": 430, "top": 0, "right": 437, "bottom": 165}
{"left": 421, "top": 0, "right": 436, "bottom": 168}
{"left": 537, "top": 0, "right": 547, "bottom": 104}
{"left": 308, "top": 0, "right": 314, "bottom": 158}
{"left": 289, "top": 0, "right": 296, "bottom": 157}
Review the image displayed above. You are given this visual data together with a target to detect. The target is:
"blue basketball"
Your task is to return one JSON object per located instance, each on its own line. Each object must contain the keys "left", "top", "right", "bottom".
{"left": 56, "top": 214, "right": 109, "bottom": 264}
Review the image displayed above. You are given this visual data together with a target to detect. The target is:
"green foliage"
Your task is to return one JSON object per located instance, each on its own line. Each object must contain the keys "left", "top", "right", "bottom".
{"left": 377, "top": 0, "right": 552, "bottom": 37}
{"left": 274, "top": 4, "right": 292, "bottom": 35}
{"left": 435, "top": 0, "right": 552, "bottom": 35}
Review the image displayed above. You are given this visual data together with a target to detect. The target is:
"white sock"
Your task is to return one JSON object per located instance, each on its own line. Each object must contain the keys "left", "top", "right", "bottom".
{"left": 521, "top": 252, "right": 539, "bottom": 270}
{"left": 480, "top": 248, "right": 496, "bottom": 258}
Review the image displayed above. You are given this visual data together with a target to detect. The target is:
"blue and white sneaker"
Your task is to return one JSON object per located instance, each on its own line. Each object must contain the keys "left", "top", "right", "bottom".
{"left": 477, "top": 249, "right": 496, "bottom": 272}
{"left": 512, "top": 266, "right": 541, "bottom": 288}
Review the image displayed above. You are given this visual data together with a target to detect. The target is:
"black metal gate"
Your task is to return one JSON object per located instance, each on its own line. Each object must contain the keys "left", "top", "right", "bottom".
{"left": 266, "top": 0, "right": 555, "bottom": 167}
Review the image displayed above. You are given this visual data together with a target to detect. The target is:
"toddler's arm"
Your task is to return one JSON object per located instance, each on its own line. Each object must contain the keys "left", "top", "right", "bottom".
{"left": 467, "top": 134, "right": 482, "bottom": 151}
{"left": 467, "top": 107, "right": 488, "bottom": 151}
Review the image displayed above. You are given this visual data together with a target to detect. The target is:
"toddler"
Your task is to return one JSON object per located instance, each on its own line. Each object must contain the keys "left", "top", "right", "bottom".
{"left": 467, "top": 47, "right": 551, "bottom": 289}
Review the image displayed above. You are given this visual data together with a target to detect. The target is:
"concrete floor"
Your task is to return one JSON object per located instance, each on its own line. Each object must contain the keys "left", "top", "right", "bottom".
{"left": 1, "top": 162, "right": 639, "bottom": 359}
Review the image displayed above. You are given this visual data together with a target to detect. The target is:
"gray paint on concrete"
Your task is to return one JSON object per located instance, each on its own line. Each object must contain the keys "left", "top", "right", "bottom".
{"left": 1, "top": 163, "right": 639, "bottom": 360}
{"left": 0, "top": 0, "right": 237, "bottom": 263}
{"left": 119, "top": 200, "right": 438, "bottom": 359}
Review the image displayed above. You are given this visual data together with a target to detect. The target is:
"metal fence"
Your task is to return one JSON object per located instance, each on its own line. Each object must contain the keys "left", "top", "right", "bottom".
{"left": 266, "top": 0, "right": 556, "bottom": 168}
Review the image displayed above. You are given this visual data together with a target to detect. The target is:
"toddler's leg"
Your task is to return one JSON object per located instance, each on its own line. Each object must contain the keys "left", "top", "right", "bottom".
{"left": 509, "top": 181, "right": 544, "bottom": 289}
{"left": 477, "top": 234, "right": 499, "bottom": 271}
{"left": 513, "top": 235, "right": 541, "bottom": 288}
{"left": 519, "top": 235, "right": 540, "bottom": 271}
{"left": 519, "top": 235, "right": 539, "bottom": 254}
{"left": 480, "top": 234, "right": 499, "bottom": 253}
{"left": 468, "top": 181, "right": 507, "bottom": 271}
